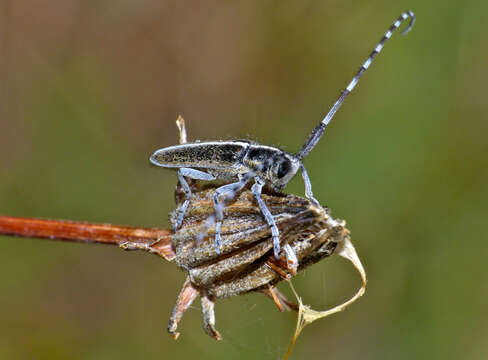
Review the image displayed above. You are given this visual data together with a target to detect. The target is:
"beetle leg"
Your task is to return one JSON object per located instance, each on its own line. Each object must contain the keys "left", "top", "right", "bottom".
{"left": 175, "top": 168, "right": 216, "bottom": 231}
{"left": 251, "top": 178, "right": 282, "bottom": 260}
{"left": 300, "top": 164, "right": 320, "bottom": 207}
{"left": 196, "top": 172, "right": 253, "bottom": 252}
{"left": 213, "top": 173, "right": 253, "bottom": 253}
{"left": 201, "top": 291, "right": 222, "bottom": 341}
{"left": 168, "top": 276, "right": 200, "bottom": 340}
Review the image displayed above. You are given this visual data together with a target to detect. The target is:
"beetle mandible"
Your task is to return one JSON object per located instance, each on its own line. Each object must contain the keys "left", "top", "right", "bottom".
{"left": 150, "top": 11, "right": 415, "bottom": 260}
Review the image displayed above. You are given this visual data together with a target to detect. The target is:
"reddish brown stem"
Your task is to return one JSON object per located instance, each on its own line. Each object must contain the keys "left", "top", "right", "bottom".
{"left": 0, "top": 215, "right": 175, "bottom": 261}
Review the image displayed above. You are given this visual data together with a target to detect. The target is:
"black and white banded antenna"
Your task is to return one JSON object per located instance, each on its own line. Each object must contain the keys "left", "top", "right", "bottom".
{"left": 297, "top": 11, "right": 415, "bottom": 159}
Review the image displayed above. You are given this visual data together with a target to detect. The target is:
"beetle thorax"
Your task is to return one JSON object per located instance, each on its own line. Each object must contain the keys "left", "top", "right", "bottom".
{"left": 242, "top": 145, "right": 300, "bottom": 190}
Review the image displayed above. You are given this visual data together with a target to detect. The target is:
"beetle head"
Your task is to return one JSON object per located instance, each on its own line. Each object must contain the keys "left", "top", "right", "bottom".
{"left": 268, "top": 153, "right": 300, "bottom": 191}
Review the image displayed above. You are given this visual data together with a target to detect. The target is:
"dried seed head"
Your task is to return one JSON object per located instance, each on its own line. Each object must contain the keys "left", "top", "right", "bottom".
{"left": 170, "top": 185, "right": 349, "bottom": 298}
{"left": 165, "top": 117, "right": 363, "bottom": 344}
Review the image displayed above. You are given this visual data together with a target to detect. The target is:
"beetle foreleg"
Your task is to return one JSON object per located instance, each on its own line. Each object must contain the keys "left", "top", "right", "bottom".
{"left": 251, "top": 178, "right": 282, "bottom": 260}
{"left": 175, "top": 168, "right": 216, "bottom": 231}
{"left": 300, "top": 164, "right": 320, "bottom": 206}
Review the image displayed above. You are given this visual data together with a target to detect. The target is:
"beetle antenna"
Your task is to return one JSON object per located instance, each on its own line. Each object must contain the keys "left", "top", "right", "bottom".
{"left": 297, "top": 11, "right": 415, "bottom": 160}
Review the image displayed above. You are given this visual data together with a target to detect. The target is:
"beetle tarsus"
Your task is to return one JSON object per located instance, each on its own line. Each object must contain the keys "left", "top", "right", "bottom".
{"left": 214, "top": 222, "right": 222, "bottom": 254}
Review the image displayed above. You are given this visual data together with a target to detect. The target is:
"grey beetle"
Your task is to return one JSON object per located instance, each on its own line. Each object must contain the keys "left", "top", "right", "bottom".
{"left": 150, "top": 11, "right": 415, "bottom": 260}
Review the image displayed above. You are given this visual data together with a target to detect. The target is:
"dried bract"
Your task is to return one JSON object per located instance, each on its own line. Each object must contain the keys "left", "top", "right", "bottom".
{"left": 167, "top": 184, "right": 349, "bottom": 340}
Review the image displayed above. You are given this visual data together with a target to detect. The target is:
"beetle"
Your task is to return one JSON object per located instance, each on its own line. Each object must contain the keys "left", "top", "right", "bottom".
{"left": 150, "top": 11, "right": 415, "bottom": 260}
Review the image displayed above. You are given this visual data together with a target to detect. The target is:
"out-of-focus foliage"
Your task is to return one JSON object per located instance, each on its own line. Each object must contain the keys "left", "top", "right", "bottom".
{"left": 0, "top": 1, "right": 486, "bottom": 359}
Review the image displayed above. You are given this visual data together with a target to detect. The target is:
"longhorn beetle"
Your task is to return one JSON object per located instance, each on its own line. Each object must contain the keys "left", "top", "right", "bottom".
{"left": 150, "top": 11, "right": 415, "bottom": 260}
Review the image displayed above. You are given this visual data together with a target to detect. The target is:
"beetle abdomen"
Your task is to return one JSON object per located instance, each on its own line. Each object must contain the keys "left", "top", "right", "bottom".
{"left": 150, "top": 141, "right": 249, "bottom": 169}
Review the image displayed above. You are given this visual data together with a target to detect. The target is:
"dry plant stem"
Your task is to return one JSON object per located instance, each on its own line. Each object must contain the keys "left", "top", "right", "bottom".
{"left": 0, "top": 215, "right": 175, "bottom": 261}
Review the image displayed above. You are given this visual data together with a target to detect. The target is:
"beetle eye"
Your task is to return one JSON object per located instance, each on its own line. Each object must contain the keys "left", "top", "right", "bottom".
{"left": 277, "top": 161, "right": 291, "bottom": 179}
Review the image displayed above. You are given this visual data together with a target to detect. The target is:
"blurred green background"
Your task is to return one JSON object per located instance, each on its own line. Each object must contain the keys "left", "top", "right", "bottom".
{"left": 1, "top": 1, "right": 487, "bottom": 359}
